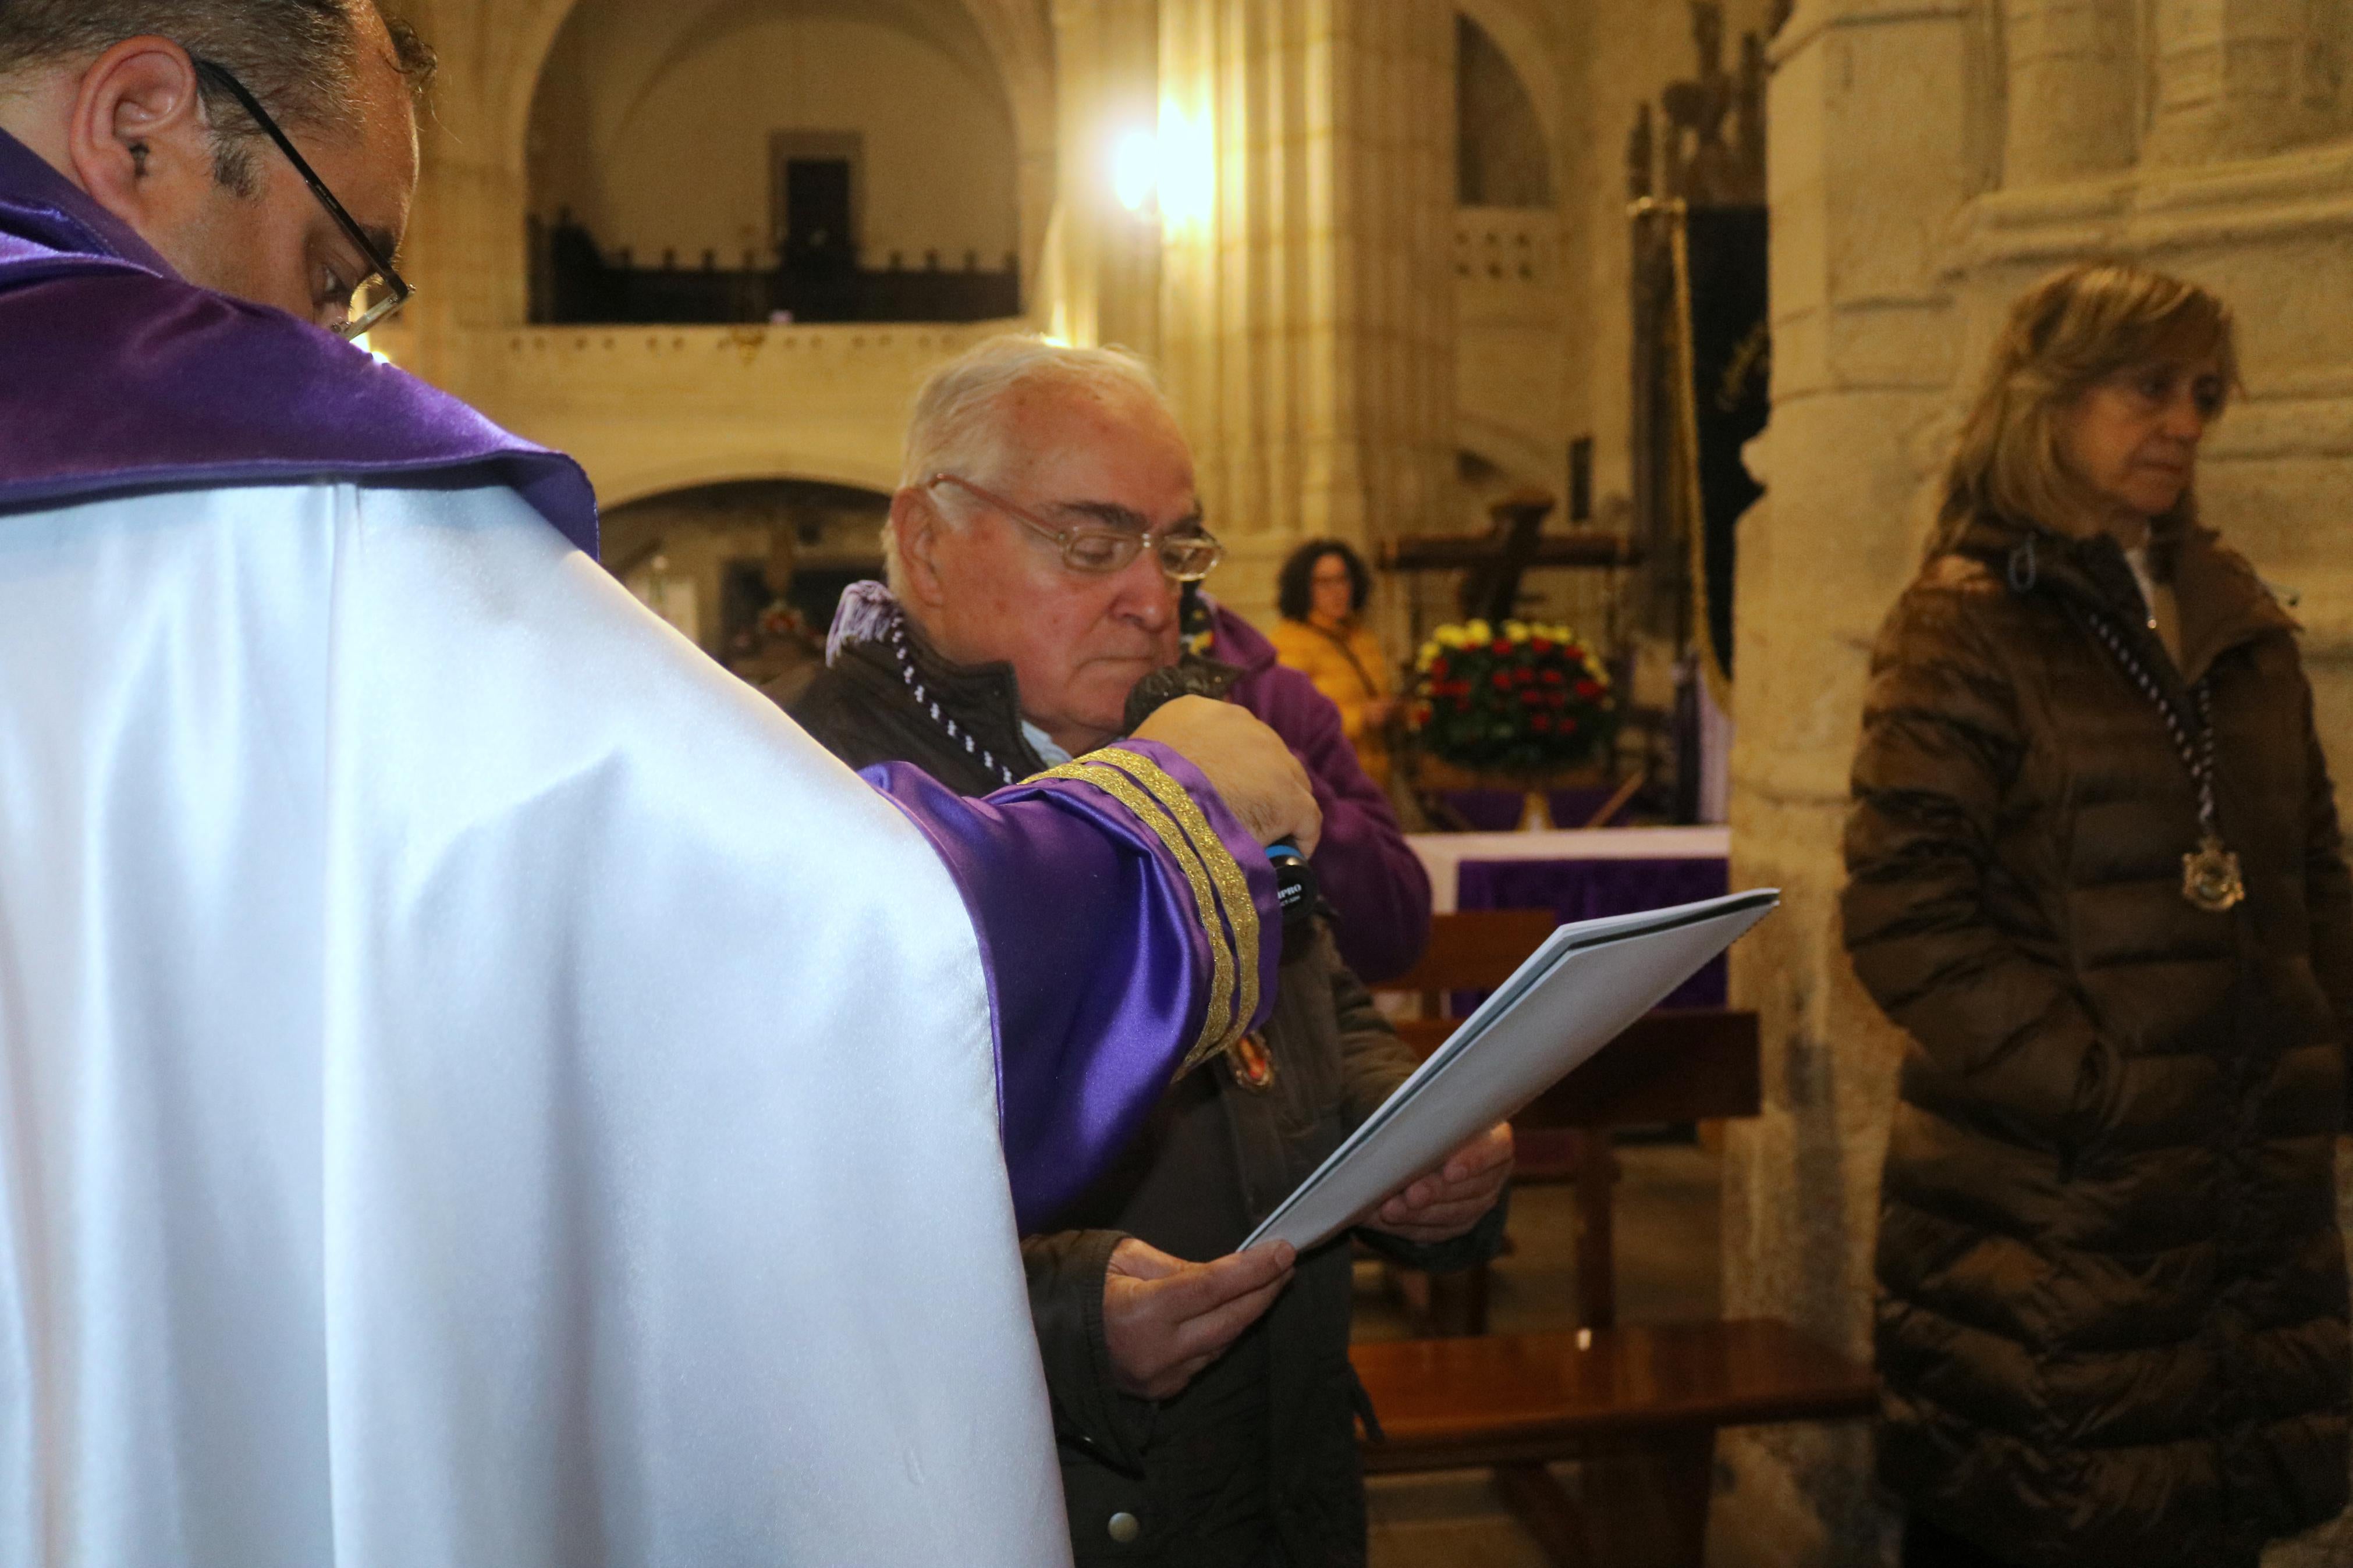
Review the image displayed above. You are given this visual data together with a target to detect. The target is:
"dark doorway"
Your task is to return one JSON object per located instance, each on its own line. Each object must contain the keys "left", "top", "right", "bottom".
{"left": 784, "top": 158, "right": 854, "bottom": 269}
{"left": 771, "top": 131, "right": 863, "bottom": 271}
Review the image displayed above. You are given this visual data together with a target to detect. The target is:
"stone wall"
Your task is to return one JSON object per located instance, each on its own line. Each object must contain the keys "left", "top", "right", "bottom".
{"left": 1719, "top": 2, "right": 2353, "bottom": 1562}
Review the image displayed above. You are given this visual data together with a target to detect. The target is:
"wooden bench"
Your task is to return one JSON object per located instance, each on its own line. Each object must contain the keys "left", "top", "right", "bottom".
{"left": 1352, "top": 1320, "right": 1875, "bottom": 1566}
{"left": 1357, "top": 911, "right": 1877, "bottom": 1565}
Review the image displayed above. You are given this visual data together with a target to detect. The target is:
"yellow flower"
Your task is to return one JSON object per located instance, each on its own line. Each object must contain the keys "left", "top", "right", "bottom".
{"left": 1503, "top": 620, "right": 1530, "bottom": 641}
{"left": 1464, "top": 618, "right": 1492, "bottom": 643}
{"left": 1433, "top": 625, "right": 1467, "bottom": 648}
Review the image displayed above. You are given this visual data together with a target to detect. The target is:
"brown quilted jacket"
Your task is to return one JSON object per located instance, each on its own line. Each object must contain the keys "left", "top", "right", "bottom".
{"left": 1844, "top": 510, "right": 2353, "bottom": 1568}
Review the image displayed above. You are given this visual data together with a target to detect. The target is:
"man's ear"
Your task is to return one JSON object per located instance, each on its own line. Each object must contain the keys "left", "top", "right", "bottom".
{"left": 892, "top": 488, "right": 951, "bottom": 611}
{"left": 66, "top": 37, "right": 217, "bottom": 227}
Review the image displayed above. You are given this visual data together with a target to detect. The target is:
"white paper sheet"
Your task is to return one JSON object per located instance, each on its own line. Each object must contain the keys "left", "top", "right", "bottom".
{"left": 1243, "top": 889, "right": 1779, "bottom": 1252}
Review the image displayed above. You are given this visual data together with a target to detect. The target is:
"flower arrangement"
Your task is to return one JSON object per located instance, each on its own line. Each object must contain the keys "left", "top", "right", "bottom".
{"left": 1409, "top": 618, "right": 1616, "bottom": 773}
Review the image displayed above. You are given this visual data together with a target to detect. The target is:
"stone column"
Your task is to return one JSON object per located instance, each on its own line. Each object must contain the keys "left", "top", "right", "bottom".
{"left": 1155, "top": 0, "right": 1457, "bottom": 618}
{"left": 2145, "top": 0, "right": 2310, "bottom": 165}
{"left": 379, "top": 0, "right": 528, "bottom": 390}
{"left": 2001, "top": 0, "right": 2140, "bottom": 183}
{"left": 1048, "top": 0, "right": 1164, "bottom": 357}
{"left": 1713, "top": 2, "right": 1980, "bottom": 1563}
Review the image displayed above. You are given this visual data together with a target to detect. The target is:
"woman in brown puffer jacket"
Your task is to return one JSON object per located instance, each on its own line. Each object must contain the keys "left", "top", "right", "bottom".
{"left": 1845, "top": 261, "right": 2353, "bottom": 1568}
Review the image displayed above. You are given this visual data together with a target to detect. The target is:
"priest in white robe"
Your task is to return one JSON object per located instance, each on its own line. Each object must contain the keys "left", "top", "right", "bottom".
{"left": 0, "top": 9, "right": 1311, "bottom": 1566}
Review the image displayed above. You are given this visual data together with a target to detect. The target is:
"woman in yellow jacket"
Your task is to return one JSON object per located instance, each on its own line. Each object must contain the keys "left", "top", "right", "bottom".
{"left": 1270, "top": 539, "right": 1397, "bottom": 787}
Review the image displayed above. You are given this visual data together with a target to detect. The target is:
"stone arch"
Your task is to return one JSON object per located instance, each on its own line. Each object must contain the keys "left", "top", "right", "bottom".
{"left": 494, "top": 0, "right": 1056, "bottom": 299}
{"left": 501, "top": 0, "right": 1051, "bottom": 179}
{"left": 597, "top": 469, "right": 892, "bottom": 665}
{"left": 597, "top": 451, "right": 902, "bottom": 513}
{"left": 1453, "top": 0, "right": 1562, "bottom": 195}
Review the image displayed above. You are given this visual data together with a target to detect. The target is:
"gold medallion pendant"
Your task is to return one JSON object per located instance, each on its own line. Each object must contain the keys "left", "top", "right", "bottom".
{"left": 1226, "top": 1030, "right": 1277, "bottom": 1092}
{"left": 2074, "top": 608, "right": 2244, "bottom": 916}
{"left": 2182, "top": 834, "right": 2246, "bottom": 913}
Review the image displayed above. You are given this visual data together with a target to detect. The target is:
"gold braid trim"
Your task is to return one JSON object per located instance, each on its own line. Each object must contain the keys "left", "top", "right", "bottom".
{"left": 1083, "top": 747, "right": 1262, "bottom": 1049}
{"left": 1028, "top": 757, "right": 1243, "bottom": 1078}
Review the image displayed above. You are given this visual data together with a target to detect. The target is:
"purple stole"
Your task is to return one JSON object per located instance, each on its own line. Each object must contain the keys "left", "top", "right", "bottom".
{"left": 0, "top": 129, "right": 595, "bottom": 552}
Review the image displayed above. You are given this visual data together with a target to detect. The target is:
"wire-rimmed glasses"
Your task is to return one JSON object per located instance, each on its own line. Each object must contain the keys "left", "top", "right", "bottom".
{"left": 925, "top": 472, "right": 1224, "bottom": 582}
{"left": 191, "top": 56, "right": 412, "bottom": 339}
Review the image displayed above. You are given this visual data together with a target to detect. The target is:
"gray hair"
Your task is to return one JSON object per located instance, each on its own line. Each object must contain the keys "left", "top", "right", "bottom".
{"left": 885, "top": 334, "right": 1180, "bottom": 590}
{"left": 0, "top": 1, "right": 434, "bottom": 194}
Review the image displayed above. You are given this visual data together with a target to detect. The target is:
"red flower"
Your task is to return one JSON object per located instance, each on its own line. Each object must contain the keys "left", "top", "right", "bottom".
{"left": 1520, "top": 689, "right": 1545, "bottom": 707}
{"left": 1541, "top": 668, "right": 1566, "bottom": 687}
{"left": 1531, "top": 714, "right": 1553, "bottom": 733}
{"left": 1490, "top": 639, "right": 1511, "bottom": 655}
{"left": 1548, "top": 690, "right": 1567, "bottom": 708}
{"left": 1560, "top": 717, "right": 1579, "bottom": 734}
{"left": 1575, "top": 678, "right": 1602, "bottom": 699}
{"left": 1530, "top": 638, "right": 1553, "bottom": 654}
{"left": 1430, "top": 656, "right": 1451, "bottom": 678}
{"left": 1490, "top": 672, "right": 1514, "bottom": 692}
{"left": 1514, "top": 667, "right": 1536, "bottom": 686}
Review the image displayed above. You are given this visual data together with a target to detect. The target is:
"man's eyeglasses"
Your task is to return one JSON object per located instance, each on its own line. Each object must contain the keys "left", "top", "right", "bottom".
{"left": 924, "top": 473, "right": 1225, "bottom": 582}
{"left": 191, "top": 57, "right": 411, "bottom": 339}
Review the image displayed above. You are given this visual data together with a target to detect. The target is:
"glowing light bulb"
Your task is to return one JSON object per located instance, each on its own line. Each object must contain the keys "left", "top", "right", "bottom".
{"left": 1156, "top": 106, "right": 1215, "bottom": 231}
{"left": 1111, "top": 128, "right": 1158, "bottom": 214}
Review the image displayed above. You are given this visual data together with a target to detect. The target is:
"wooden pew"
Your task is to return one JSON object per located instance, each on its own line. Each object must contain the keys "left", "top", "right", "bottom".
{"left": 1356, "top": 911, "right": 1876, "bottom": 1565}
{"left": 1382, "top": 907, "right": 1559, "bottom": 1007}
{"left": 1353, "top": 1320, "right": 1875, "bottom": 1566}
{"left": 1379, "top": 1007, "right": 1761, "bottom": 1334}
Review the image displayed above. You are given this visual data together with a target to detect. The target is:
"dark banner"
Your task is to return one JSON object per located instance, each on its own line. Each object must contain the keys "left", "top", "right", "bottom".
{"left": 1679, "top": 205, "right": 1768, "bottom": 687}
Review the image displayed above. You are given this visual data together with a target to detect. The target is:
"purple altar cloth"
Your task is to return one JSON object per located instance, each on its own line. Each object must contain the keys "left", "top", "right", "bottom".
{"left": 1456, "top": 854, "right": 1730, "bottom": 1008}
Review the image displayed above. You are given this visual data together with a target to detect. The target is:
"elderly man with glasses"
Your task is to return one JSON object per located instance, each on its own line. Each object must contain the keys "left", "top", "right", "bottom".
{"left": 784, "top": 336, "right": 1512, "bottom": 1568}
{"left": 0, "top": 9, "right": 1332, "bottom": 1568}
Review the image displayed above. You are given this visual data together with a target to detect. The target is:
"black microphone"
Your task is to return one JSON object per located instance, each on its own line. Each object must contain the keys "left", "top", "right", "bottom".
{"left": 1123, "top": 664, "right": 1319, "bottom": 936}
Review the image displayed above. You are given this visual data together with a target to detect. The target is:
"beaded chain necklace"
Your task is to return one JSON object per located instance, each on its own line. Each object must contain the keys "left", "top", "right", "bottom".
{"left": 2073, "top": 607, "right": 2245, "bottom": 913}
{"left": 882, "top": 614, "right": 1019, "bottom": 788}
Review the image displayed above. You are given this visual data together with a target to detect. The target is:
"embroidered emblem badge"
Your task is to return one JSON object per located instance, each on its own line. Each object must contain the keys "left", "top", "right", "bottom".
{"left": 1227, "top": 1030, "right": 1276, "bottom": 1091}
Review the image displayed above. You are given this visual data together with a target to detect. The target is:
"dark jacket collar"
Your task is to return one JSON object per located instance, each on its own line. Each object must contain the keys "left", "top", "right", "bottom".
{"left": 824, "top": 583, "right": 1049, "bottom": 778}
{"left": 1946, "top": 509, "right": 2295, "bottom": 689}
{"left": 821, "top": 582, "right": 1248, "bottom": 783}
{"left": 0, "top": 127, "right": 177, "bottom": 276}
